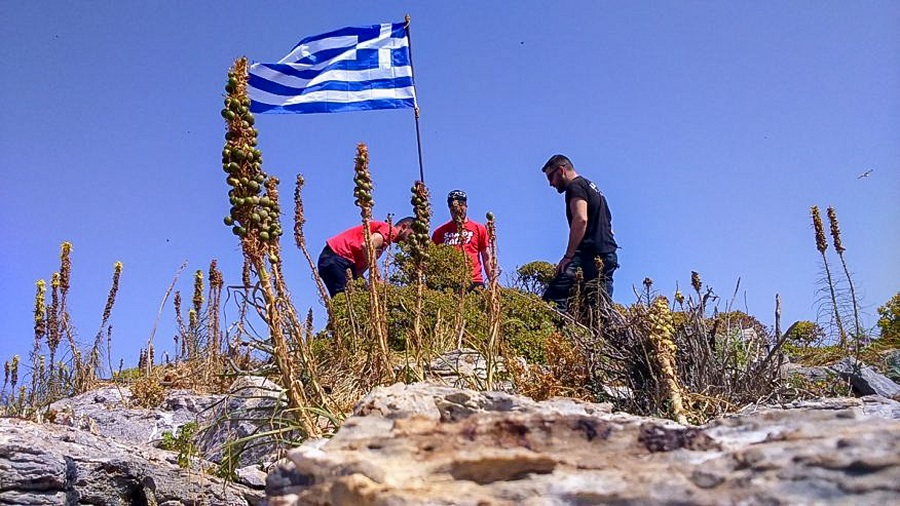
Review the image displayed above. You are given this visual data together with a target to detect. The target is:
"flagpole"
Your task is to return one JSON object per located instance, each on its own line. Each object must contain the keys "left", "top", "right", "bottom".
{"left": 405, "top": 14, "right": 426, "bottom": 183}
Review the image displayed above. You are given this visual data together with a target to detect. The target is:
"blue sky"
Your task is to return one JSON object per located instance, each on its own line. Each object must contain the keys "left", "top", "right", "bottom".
{"left": 1, "top": 1, "right": 898, "bottom": 368}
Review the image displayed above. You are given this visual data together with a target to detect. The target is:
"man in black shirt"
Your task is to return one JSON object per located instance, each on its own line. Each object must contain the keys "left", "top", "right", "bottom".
{"left": 541, "top": 154, "right": 619, "bottom": 311}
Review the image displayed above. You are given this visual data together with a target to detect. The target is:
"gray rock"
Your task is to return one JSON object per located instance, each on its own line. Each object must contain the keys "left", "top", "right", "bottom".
{"left": 196, "top": 376, "right": 294, "bottom": 469}
{"left": 48, "top": 385, "right": 221, "bottom": 447}
{"left": 236, "top": 465, "right": 269, "bottom": 488}
{"left": 266, "top": 383, "right": 900, "bottom": 506}
{"left": 882, "top": 349, "right": 900, "bottom": 382}
{"left": 425, "top": 348, "right": 507, "bottom": 389}
{"left": 829, "top": 356, "right": 900, "bottom": 398}
{"left": 0, "top": 417, "right": 262, "bottom": 506}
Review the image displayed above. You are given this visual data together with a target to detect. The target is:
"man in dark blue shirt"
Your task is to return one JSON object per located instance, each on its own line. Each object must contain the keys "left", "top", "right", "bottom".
{"left": 541, "top": 154, "right": 619, "bottom": 311}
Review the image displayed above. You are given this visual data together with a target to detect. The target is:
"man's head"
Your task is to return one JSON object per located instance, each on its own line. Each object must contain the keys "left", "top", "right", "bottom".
{"left": 394, "top": 216, "right": 416, "bottom": 242}
{"left": 542, "top": 154, "right": 574, "bottom": 194}
{"left": 447, "top": 190, "right": 468, "bottom": 220}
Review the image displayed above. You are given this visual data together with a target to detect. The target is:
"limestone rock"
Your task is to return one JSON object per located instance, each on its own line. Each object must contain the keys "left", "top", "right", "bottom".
{"left": 0, "top": 417, "right": 262, "bottom": 505}
{"left": 48, "top": 385, "right": 222, "bottom": 447}
{"left": 266, "top": 383, "right": 900, "bottom": 505}
{"left": 829, "top": 356, "right": 900, "bottom": 398}
{"left": 196, "top": 376, "right": 292, "bottom": 469}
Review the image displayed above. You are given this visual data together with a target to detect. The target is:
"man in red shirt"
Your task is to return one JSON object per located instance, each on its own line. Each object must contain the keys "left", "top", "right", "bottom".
{"left": 431, "top": 190, "right": 494, "bottom": 289}
{"left": 318, "top": 217, "right": 414, "bottom": 297}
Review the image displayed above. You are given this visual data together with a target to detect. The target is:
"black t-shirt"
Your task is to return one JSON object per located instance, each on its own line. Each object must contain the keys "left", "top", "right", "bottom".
{"left": 565, "top": 176, "right": 618, "bottom": 254}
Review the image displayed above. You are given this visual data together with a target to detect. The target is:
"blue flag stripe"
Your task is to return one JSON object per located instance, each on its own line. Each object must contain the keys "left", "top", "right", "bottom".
{"left": 251, "top": 76, "right": 415, "bottom": 98}
{"left": 251, "top": 97, "right": 415, "bottom": 114}
{"left": 249, "top": 22, "right": 416, "bottom": 115}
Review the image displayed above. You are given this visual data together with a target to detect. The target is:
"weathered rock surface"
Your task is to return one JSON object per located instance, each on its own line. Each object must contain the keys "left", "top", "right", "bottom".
{"left": 0, "top": 417, "right": 262, "bottom": 505}
{"left": 829, "top": 356, "right": 900, "bottom": 399}
{"left": 48, "top": 385, "right": 222, "bottom": 448}
{"left": 266, "top": 383, "right": 900, "bottom": 505}
{"left": 197, "top": 376, "right": 290, "bottom": 469}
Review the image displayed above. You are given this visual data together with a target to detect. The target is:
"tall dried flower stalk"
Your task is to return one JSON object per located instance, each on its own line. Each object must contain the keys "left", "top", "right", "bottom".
{"left": 353, "top": 142, "right": 390, "bottom": 379}
{"left": 2, "top": 360, "right": 10, "bottom": 405}
{"left": 187, "top": 269, "right": 204, "bottom": 358}
{"left": 33, "top": 280, "right": 47, "bottom": 345}
{"left": 88, "top": 261, "right": 122, "bottom": 382}
{"left": 207, "top": 260, "right": 224, "bottom": 358}
{"left": 58, "top": 242, "right": 77, "bottom": 371}
{"left": 30, "top": 280, "right": 47, "bottom": 398}
{"left": 485, "top": 212, "right": 502, "bottom": 389}
{"left": 811, "top": 205, "right": 846, "bottom": 347}
{"left": 173, "top": 291, "right": 187, "bottom": 355}
{"left": 648, "top": 297, "right": 687, "bottom": 424}
{"left": 409, "top": 181, "right": 432, "bottom": 369}
{"left": 269, "top": 174, "right": 331, "bottom": 413}
{"left": 293, "top": 174, "right": 339, "bottom": 346}
{"left": 221, "top": 57, "right": 317, "bottom": 437}
{"left": 827, "top": 206, "right": 861, "bottom": 342}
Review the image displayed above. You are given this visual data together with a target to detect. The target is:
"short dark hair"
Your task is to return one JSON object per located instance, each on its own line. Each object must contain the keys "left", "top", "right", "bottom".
{"left": 542, "top": 154, "right": 573, "bottom": 173}
{"left": 395, "top": 216, "right": 415, "bottom": 227}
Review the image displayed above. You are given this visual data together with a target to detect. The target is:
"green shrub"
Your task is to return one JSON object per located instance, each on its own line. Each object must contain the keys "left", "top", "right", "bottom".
{"left": 391, "top": 242, "right": 471, "bottom": 292}
{"left": 876, "top": 292, "right": 900, "bottom": 344}
{"left": 511, "top": 261, "right": 556, "bottom": 296}
{"left": 784, "top": 321, "right": 826, "bottom": 348}
{"left": 328, "top": 282, "right": 560, "bottom": 364}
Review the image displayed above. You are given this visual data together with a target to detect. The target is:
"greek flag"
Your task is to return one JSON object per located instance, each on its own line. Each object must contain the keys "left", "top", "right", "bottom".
{"left": 248, "top": 23, "right": 417, "bottom": 114}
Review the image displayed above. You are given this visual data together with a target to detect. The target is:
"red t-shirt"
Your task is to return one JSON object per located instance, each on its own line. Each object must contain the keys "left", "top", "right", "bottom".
{"left": 431, "top": 219, "right": 489, "bottom": 283}
{"left": 327, "top": 221, "right": 397, "bottom": 274}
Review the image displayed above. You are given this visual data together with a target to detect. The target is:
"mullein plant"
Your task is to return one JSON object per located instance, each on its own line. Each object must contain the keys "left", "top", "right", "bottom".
{"left": 827, "top": 207, "right": 862, "bottom": 344}
{"left": 294, "top": 174, "right": 338, "bottom": 346}
{"left": 352, "top": 143, "right": 391, "bottom": 380}
{"left": 648, "top": 296, "right": 688, "bottom": 424}
{"left": 187, "top": 269, "right": 203, "bottom": 360}
{"left": 408, "top": 181, "right": 432, "bottom": 372}
{"left": 811, "top": 206, "right": 847, "bottom": 347}
{"left": 485, "top": 212, "right": 502, "bottom": 390}
{"left": 58, "top": 243, "right": 82, "bottom": 377}
{"left": 207, "top": 260, "right": 224, "bottom": 360}
{"left": 86, "top": 261, "right": 122, "bottom": 385}
{"left": 450, "top": 199, "right": 471, "bottom": 345}
{"left": 221, "top": 57, "right": 318, "bottom": 437}
{"left": 30, "top": 280, "right": 46, "bottom": 405}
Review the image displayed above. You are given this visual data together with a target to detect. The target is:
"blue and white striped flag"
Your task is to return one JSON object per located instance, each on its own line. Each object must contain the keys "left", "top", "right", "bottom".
{"left": 249, "top": 23, "right": 417, "bottom": 114}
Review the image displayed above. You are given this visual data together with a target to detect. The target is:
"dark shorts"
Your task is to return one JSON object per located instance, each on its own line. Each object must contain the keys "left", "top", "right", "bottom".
{"left": 317, "top": 245, "right": 356, "bottom": 297}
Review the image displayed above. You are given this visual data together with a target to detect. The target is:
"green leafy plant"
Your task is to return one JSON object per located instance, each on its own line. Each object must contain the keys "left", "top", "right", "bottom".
{"left": 159, "top": 421, "right": 199, "bottom": 469}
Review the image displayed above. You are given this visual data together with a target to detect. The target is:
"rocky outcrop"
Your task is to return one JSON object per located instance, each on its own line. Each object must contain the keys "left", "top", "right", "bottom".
{"left": 197, "top": 376, "right": 290, "bottom": 470}
{"left": 266, "top": 383, "right": 900, "bottom": 505}
{"left": 0, "top": 417, "right": 262, "bottom": 505}
{"left": 829, "top": 356, "right": 900, "bottom": 398}
{"left": 0, "top": 379, "right": 281, "bottom": 505}
{"left": 48, "top": 385, "right": 222, "bottom": 448}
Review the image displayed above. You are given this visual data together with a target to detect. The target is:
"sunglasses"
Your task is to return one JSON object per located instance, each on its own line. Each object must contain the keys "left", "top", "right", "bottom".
{"left": 546, "top": 166, "right": 562, "bottom": 182}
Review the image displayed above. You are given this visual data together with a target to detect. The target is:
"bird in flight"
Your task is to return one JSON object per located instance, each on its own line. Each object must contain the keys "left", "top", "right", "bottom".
{"left": 857, "top": 169, "right": 874, "bottom": 179}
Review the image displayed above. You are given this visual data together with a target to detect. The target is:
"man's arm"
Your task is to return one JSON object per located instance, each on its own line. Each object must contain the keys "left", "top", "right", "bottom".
{"left": 359, "top": 232, "right": 386, "bottom": 274}
{"left": 558, "top": 198, "right": 588, "bottom": 274}
{"left": 480, "top": 248, "right": 494, "bottom": 283}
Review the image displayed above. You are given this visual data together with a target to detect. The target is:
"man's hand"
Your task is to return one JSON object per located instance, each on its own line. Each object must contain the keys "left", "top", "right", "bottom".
{"left": 556, "top": 255, "right": 573, "bottom": 275}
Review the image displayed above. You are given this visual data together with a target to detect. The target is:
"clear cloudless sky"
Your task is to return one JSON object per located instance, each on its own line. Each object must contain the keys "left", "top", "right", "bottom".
{"left": 1, "top": 1, "right": 898, "bottom": 368}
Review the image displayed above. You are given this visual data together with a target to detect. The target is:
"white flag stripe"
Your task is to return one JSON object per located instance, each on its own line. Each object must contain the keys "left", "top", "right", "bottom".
{"left": 278, "top": 35, "right": 359, "bottom": 64}
{"left": 250, "top": 85, "right": 415, "bottom": 106}
{"left": 251, "top": 64, "right": 413, "bottom": 91}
